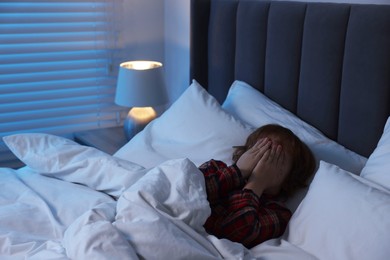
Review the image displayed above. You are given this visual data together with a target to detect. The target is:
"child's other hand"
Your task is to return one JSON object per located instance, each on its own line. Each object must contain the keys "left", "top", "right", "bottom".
{"left": 250, "top": 144, "right": 291, "bottom": 196}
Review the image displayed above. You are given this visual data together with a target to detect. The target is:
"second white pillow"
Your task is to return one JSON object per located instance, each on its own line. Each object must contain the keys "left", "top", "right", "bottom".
{"left": 360, "top": 116, "right": 390, "bottom": 190}
{"left": 222, "top": 80, "right": 366, "bottom": 174}
{"left": 286, "top": 161, "right": 390, "bottom": 260}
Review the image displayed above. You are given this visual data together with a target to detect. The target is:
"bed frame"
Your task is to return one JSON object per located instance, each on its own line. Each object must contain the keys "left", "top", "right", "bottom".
{"left": 190, "top": 0, "right": 390, "bottom": 157}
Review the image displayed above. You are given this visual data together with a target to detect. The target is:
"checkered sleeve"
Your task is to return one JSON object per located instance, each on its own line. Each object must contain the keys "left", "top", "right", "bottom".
{"left": 198, "top": 159, "right": 246, "bottom": 204}
{"left": 204, "top": 189, "right": 292, "bottom": 248}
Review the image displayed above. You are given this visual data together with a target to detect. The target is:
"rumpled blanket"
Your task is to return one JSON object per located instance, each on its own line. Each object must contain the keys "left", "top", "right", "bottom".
{"left": 1, "top": 158, "right": 315, "bottom": 259}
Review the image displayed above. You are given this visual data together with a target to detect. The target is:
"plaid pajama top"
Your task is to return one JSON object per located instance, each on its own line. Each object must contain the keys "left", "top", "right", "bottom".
{"left": 199, "top": 159, "right": 292, "bottom": 248}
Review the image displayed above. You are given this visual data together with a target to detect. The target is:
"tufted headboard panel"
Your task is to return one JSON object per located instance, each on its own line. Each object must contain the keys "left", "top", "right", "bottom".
{"left": 190, "top": 0, "right": 390, "bottom": 157}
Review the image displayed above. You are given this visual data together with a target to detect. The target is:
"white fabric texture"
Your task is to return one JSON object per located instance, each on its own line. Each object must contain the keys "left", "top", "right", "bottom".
{"left": 114, "top": 79, "right": 254, "bottom": 168}
{"left": 222, "top": 80, "right": 367, "bottom": 174}
{"left": 63, "top": 202, "right": 138, "bottom": 260}
{"left": 0, "top": 167, "right": 114, "bottom": 259}
{"left": 113, "top": 158, "right": 228, "bottom": 260}
{"left": 0, "top": 157, "right": 249, "bottom": 259}
{"left": 286, "top": 161, "right": 390, "bottom": 260}
{"left": 3, "top": 133, "right": 146, "bottom": 198}
{"left": 360, "top": 116, "right": 390, "bottom": 190}
{"left": 251, "top": 238, "right": 318, "bottom": 260}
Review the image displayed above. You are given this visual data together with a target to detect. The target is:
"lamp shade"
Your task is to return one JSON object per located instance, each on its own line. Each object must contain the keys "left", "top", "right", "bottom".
{"left": 115, "top": 60, "right": 167, "bottom": 107}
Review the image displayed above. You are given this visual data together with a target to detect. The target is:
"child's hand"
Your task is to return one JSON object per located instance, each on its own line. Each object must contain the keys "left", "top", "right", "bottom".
{"left": 249, "top": 144, "right": 291, "bottom": 196}
{"left": 236, "top": 138, "right": 271, "bottom": 179}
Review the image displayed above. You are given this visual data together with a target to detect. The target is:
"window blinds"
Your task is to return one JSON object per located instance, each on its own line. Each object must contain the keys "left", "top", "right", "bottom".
{"left": 0, "top": 0, "right": 126, "bottom": 166}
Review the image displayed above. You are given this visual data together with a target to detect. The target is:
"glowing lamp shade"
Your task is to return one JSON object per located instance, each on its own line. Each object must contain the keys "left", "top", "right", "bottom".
{"left": 115, "top": 60, "right": 167, "bottom": 139}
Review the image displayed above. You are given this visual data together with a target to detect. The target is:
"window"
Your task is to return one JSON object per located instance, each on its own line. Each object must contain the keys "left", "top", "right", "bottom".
{"left": 0, "top": 0, "right": 126, "bottom": 166}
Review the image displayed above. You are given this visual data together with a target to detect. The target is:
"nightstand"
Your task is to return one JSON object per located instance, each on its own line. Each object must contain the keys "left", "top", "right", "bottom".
{"left": 73, "top": 126, "right": 128, "bottom": 155}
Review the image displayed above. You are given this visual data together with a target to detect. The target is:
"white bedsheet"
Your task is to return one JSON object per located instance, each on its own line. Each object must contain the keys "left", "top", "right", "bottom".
{"left": 0, "top": 159, "right": 315, "bottom": 259}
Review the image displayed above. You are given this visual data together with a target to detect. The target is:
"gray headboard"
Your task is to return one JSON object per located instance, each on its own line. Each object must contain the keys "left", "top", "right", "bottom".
{"left": 190, "top": 0, "right": 390, "bottom": 157}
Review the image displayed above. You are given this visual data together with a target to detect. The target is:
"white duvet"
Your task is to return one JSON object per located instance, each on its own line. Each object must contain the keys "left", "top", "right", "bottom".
{"left": 0, "top": 158, "right": 316, "bottom": 260}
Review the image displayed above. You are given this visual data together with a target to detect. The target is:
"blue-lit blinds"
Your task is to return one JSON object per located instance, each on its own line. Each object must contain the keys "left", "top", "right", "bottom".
{"left": 0, "top": 0, "right": 126, "bottom": 166}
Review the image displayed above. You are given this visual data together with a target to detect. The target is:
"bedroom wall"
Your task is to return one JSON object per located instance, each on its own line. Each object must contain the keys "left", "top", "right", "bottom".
{"left": 121, "top": 0, "right": 164, "bottom": 63}
{"left": 164, "top": 0, "right": 191, "bottom": 103}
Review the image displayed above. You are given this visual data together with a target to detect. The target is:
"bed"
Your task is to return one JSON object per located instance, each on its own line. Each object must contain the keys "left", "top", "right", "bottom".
{"left": 1, "top": 0, "right": 390, "bottom": 259}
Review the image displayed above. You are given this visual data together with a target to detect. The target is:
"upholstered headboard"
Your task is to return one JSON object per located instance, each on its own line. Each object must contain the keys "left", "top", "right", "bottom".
{"left": 190, "top": 0, "right": 390, "bottom": 157}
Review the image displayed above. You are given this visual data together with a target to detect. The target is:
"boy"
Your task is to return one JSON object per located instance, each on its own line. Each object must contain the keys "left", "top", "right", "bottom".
{"left": 199, "top": 124, "right": 315, "bottom": 248}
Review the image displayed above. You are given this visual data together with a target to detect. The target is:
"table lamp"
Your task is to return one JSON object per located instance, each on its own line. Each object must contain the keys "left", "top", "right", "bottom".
{"left": 115, "top": 60, "right": 167, "bottom": 140}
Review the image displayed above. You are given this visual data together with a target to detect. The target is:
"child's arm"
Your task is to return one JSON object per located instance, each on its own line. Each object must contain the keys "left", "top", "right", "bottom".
{"left": 204, "top": 189, "right": 292, "bottom": 248}
{"left": 198, "top": 159, "right": 246, "bottom": 203}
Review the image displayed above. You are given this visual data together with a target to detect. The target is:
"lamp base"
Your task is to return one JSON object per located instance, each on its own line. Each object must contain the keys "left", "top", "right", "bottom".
{"left": 123, "top": 107, "right": 157, "bottom": 140}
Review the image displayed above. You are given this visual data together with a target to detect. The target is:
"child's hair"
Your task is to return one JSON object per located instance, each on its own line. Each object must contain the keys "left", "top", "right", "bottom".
{"left": 232, "top": 124, "right": 316, "bottom": 197}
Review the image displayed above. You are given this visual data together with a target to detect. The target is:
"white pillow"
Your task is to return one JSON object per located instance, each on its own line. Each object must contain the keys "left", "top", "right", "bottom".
{"left": 3, "top": 133, "right": 145, "bottom": 198}
{"left": 114, "top": 80, "right": 254, "bottom": 168}
{"left": 222, "top": 80, "right": 366, "bottom": 174}
{"left": 286, "top": 161, "right": 390, "bottom": 260}
{"left": 360, "top": 116, "right": 390, "bottom": 190}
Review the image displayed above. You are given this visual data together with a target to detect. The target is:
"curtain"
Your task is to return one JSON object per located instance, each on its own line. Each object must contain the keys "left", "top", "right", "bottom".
{"left": 0, "top": 0, "right": 126, "bottom": 167}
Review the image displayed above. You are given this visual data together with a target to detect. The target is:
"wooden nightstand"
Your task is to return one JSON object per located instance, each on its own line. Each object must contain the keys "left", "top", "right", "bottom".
{"left": 73, "top": 126, "right": 128, "bottom": 155}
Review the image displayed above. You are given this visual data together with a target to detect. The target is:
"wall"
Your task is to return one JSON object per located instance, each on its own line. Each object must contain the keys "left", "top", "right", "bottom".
{"left": 121, "top": 0, "right": 165, "bottom": 62}
{"left": 164, "top": 0, "right": 190, "bottom": 103}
